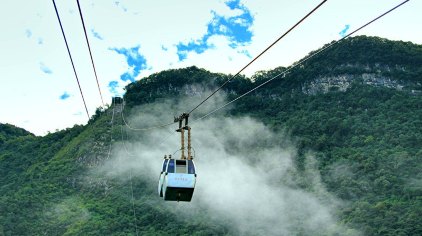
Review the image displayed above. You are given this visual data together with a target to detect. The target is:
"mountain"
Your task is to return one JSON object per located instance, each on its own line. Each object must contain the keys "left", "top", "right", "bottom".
{"left": 1, "top": 36, "right": 421, "bottom": 235}
{"left": 0, "top": 124, "right": 34, "bottom": 144}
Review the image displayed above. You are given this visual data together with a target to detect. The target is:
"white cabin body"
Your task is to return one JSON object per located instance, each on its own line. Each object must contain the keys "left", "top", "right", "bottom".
{"left": 158, "top": 159, "right": 196, "bottom": 202}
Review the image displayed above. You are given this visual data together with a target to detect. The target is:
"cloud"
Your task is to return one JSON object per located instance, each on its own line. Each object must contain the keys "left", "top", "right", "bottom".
{"left": 73, "top": 111, "right": 83, "bottom": 116}
{"left": 110, "top": 46, "right": 148, "bottom": 82}
{"left": 25, "top": 29, "right": 32, "bottom": 38}
{"left": 25, "top": 29, "right": 43, "bottom": 44}
{"left": 176, "top": 0, "right": 254, "bottom": 61}
{"left": 108, "top": 80, "right": 118, "bottom": 94}
{"left": 94, "top": 92, "right": 360, "bottom": 236}
{"left": 108, "top": 80, "right": 122, "bottom": 96}
{"left": 238, "top": 49, "right": 251, "bottom": 58}
{"left": 44, "top": 197, "right": 91, "bottom": 234}
{"left": 91, "top": 29, "right": 103, "bottom": 40}
{"left": 114, "top": 1, "right": 128, "bottom": 12}
{"left": 339, "top": 24, "right": 350, "bottom": 37}
{"left": 39, "top": 62, "right": 52, "bottom": 74}
{"left": 213, "top": 0, "right": 254, "bottom": 47}
{"left": 176, "top": 40, "right": 214, "bottom": 61}
{"left": 60, "top": 92, "right": 70, "bottom": 100}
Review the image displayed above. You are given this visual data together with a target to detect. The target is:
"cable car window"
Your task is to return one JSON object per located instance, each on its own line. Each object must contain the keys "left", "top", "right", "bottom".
{"left": 162, "top": 159, "right": 168, "bottom": 172}
{"left": 188, "top": 160, "right": 195, "bottom": 174}
{"left": 175, "top": 160, "right": 187, "bottom": 173}
{"left": 167, "top": 159, "right": 175, "bottom": 173}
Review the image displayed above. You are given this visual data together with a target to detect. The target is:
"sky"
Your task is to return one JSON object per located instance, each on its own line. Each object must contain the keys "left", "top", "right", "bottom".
{"left": 1, "top": 0, "right": 421, "bottom": 136}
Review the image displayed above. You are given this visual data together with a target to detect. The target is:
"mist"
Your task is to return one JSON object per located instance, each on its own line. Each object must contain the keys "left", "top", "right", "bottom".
{"left": 96, "top": 91, "right": 360, "bottom": 235}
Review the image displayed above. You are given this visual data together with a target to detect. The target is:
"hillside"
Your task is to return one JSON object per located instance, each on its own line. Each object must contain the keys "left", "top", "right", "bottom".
{"left": 1, "top": 36, "right": 422, "bottom": 235}
{"left": 0, "top": 124, "right": 34, "bottom": 144}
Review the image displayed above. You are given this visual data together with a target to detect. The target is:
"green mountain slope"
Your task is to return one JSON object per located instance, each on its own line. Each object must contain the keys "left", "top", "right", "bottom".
{"left": 1, "top": 36, "right": 422, "bottom": 235}
{"left": 0, "top": 124, "right": 34, "bottom": 144}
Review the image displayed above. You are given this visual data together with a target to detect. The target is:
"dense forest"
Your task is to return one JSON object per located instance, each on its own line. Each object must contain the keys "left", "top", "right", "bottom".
{"left": 1, "top": 36, "right": 421, "bottom": 235}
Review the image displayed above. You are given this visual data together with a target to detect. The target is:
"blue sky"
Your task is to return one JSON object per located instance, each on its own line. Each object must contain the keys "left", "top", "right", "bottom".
{"left": 1, "top": 0, "right": 421, "bottom": 135}
{"left": 176, "top": 0, "right": 253, "bottom": 61}
{"left": 111, "top": 46, "right": 148, "bottom": 82}
{"left": 40, "top": 62, "right": 53, "bottom": 74}
{"left": 339, "top": 25, "right": 351, "bottom": 37}
{"left": 91, "top": 29, "right": 103, "bottom": 40}
{"left": 60, "top": 91, "right": 70, "bottom": 100}
{"left": 108, "top": 81, "right": 119, "bottom": 96}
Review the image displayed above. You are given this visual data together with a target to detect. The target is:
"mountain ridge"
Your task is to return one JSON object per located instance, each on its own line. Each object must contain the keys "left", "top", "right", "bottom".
{"left": 1, "top": 35, "right": 421, "bottom": 235}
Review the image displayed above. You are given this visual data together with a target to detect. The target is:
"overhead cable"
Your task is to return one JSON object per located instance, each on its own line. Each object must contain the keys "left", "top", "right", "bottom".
{"left": 106, "top": 99, "right": 116, "bottom": 160}
{"left": 191, "top": 0, "right": 410, "bottom": 123}
{"left": 128, "top": 170, "right": 139, "bottom": 236}
{"left": 76, "top": 0, "right": 105, "bottom": 107}
{"left": 187, "top": 0, "right": 328, "bottom": 115}
{"left": 117, "top": 111, "right": 139, "bottom": 236}
{"left": 52, "top": 0, "right": 90, "bottom": 119}
{"left": 120, "top": 0, "right": 327, "bottom": 132}
{"left": 120, "top": 98, "right": 176, "bottom": 131}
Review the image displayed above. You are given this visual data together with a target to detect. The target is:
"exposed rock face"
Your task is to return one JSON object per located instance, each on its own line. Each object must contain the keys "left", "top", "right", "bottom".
{"left": 69, "top": 103, "right": 124, "bottom": 194}
{"left": 301, "top": 73, "right": 421, "bottom": 95}
{"left": 148, "top": 83, "right": 206, "bottom": 98}
{"left": 182, "top": 84, "right": 206, "bottom": 96}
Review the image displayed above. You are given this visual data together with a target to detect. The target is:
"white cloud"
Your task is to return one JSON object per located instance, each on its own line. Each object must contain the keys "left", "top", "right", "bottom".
{"left": 94, "top": 95, "right": 358, "bottom": 235}
{"left": 25, "top": 29, "right": 32, "bottom": 38}
{"left": 40, "top": 62, "right": 53, "bottom": 74}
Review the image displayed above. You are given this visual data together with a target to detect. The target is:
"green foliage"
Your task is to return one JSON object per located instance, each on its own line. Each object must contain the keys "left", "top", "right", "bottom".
{"left": 1, "top": 36, "right": 422, "bottom": 235}
{"left": 0, "top": 123, "right": 33, "bottom": 145}
{"left": 299, "top": 36, "right": 422, "bottom": 81}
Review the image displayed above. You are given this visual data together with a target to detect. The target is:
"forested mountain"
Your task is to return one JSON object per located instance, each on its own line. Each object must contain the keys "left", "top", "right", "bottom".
{"left": 1, "top": 36, "right": 421, "bottom": 235}
{"left": 0, "top": 124, "right": 34, "bottom": 143}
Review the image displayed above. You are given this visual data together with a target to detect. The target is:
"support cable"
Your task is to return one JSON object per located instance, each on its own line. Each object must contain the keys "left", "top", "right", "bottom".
{"left": 119, "top": 124, "right": 139, "bottom": 236}
{"left": 118, "top": 0, "right": 409, "bottom": 131}
{"left": 118, "top": 0, "right": 327, "bottom": 131}
{"left": 121, "top": 97, "right": 176, "bottom": 131}
{"left": 187, "top": 0, "right": 328, "bottom": 115}
{"left": 128, "top": 170, "right": 139, "bottom": 236}
{"left": 52, "top": 0, "right": 90, "bottom": 119}
{"left": 116, "top": 102, "right": 139, "bottom": 236}
{"left": 106, "top": 98, "right": 116, "bottom": 160}
{"left": 76, "top": 0, "right": 105, "bottom": 107}
{"left": 120, "top": 118, "right": 175, "bottom": 157}
{"left": 118, "top": 104, "right": 172, "bottom": 236}
{"left": 191, "top": 0, "right": 410, "bottom": 123}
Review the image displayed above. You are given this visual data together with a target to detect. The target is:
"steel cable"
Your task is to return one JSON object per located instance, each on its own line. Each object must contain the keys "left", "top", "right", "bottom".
{"left": 76, "top": 0, "right": 105, "bottom": 107}
{"left": 191, "top": 0, "right": 410, "bottom": 123}
{"left": 52, "top": 0, "right": 90, "bottom": 119}
{"left": 187, "top": 0, "right": 328, "bottom": 115}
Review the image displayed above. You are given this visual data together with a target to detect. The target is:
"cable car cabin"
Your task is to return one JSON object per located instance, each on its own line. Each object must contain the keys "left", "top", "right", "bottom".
{"left": 158, "top": 159, "right": 196, "bottom": 202}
